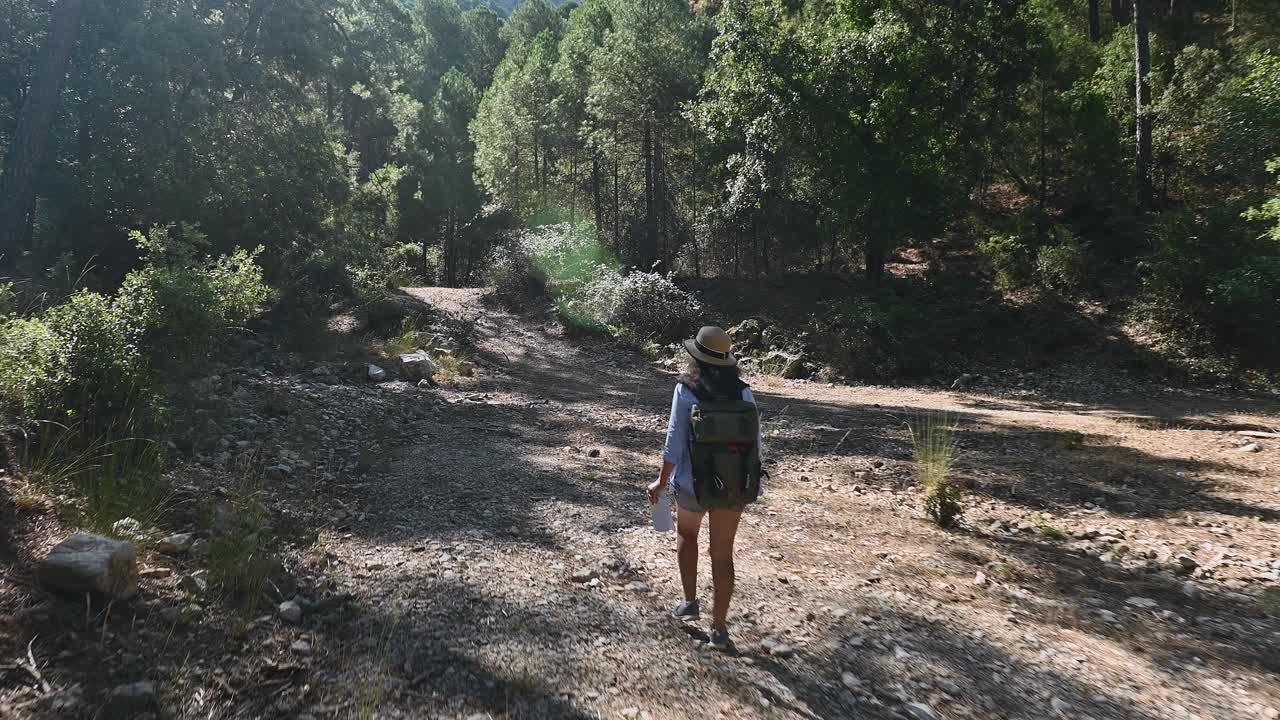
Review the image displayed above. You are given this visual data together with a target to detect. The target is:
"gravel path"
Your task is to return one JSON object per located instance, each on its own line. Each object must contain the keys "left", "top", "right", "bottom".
{"left": 288, "top": 289, "right": 1280, "bottom": 720}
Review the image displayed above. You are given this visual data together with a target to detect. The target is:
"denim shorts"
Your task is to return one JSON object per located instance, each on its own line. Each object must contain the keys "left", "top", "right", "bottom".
{"left": 673, "top": 488, "right": 747, "bottom": 514}
{"left": 673, "top": 488, "right": 706, "bottom": 513}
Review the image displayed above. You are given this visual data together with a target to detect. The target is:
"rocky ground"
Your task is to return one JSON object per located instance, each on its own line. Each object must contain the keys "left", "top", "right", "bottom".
{"left": 2, "top": 287, "right": 1279, "bottom": 720}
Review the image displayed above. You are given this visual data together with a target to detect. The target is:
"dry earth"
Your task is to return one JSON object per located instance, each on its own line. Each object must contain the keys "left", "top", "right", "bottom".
{"left": 3, "top": 286, "right": 1279, "bottom": 720}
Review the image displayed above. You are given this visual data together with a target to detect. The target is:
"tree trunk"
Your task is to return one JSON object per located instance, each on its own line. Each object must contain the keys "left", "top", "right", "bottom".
{"left": 612, "top": 157, "right": 620, "bottom": 255}
{"left": 591, "top": 154, "right": 604, "bottom": 243}
{"left": 1111, "top": 0, "right": 1130, "bottom": 25}
{"left": 865, "top": 232, "right": 887, "bottom": 282}
{"left": 0, "top": 0, "right": 87, "bottom": 264}
{"left": 642, "top": 119, "right": 657, "bottom": 271}
{"left": 1134, "top": 0, "right": 1153, "bottom": 212}
{"left": 1089, "top": 0, "right": 1101, "bottom": 40}
{"left": 1038, "top": 78, "right": 1049, "bottom": 238}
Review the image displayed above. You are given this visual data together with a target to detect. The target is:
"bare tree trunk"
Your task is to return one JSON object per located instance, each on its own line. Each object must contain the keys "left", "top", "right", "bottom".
{"left": 642, "top": 119, "right": 657, "bottom": 271}
{"left": 0, "top": 0, "right": 87, "bottom": 263}
{"left": 1111, "top": 0, "right": 1130, "bottom": 25}
{"left": 1134, "top": 0, "right": 1153, "bottom": 212}
{"left": 612, "top": 157, "right": 620, "bottom": 256}
{"left": 1089, "top": 0, "right": 1101, "bottom": 40}
{"left": 1038, "top": 78, "right": 1049, "bottom": 238}
{"left": 591, "top": 154, "right": 604, "bottom": 242}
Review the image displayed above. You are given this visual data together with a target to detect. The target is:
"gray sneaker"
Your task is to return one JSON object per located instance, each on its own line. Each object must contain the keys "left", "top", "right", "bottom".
{"left": 707, "top": 626, "right": 735, "bottom": 653}
{"left": 672, "top": 599, "right": 700, "bottom": 620}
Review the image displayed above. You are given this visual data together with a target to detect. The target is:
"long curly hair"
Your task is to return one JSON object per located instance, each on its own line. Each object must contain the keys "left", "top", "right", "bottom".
{"left": 679, "top": 356, "right": 746, "bottom": 399}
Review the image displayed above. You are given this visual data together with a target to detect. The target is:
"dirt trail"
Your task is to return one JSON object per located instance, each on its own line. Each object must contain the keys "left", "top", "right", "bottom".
{"left": 316, "top": 287, "right": 1280, "bottom": 720}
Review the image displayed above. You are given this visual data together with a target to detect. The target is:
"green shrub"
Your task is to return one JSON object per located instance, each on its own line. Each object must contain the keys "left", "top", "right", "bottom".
{"left": 1140, "top": 205, "right": 1280, "bottom": 367}
{"left": 487, "top": 244, "right": 547, "bottom": 301}
{"left": 117, "top": 247, "right": 268, "bottom": 362}
{"left": 0, "top": 282, "right": 15, "bottom": 316}
{"left": 1036, "top": 237, "right": 1089, "bottom": 293}
{"left": 979, "top": 234, "right": 1033, "bottom": 290}
{"left": 909, "top": 412, "right": 961, "bottom": 528}
{"left": 0, "top": 316, "right": 63, "bottom": 418}
{"left": 43, "top": 292, "right": 151, "bottom": 425}
{"left": 812, "top": 289, "right": 934, "bottom": 380}
{"left": 573, "top": 267, "right": 703, "bottom": 342}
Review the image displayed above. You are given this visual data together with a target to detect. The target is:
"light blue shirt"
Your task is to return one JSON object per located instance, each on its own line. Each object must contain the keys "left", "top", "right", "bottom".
{"left": 661, "top": 383, "right": 764, "bottom": 497}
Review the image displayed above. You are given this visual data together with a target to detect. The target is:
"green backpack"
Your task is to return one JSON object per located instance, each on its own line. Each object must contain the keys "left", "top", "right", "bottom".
{"left": 686, "top": 384, "right": 763, "bottom": 510}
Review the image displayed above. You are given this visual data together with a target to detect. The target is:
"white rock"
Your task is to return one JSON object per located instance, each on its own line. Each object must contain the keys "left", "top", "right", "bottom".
{"left": 399, "top": 352, "right": 439, "bottom": 381}
{"left": 904, "top": 702, "right": 938, "bottom": 720}
{"left": 112, "top": 517, "right": 146, "bottom": 540}
{"left": 625, "top": 581, "right": 650, "bottom": 593}
{"left": 973, "top": 571, "right": 989, "bottom": 587}
{"left": 156, "top": 533, "right": 194, "bottom": 555}
{"left": 38, "top": 533, "right": 138, "bottom": 599}
{"left": 367, "top": 364, "right": 387, "bottom": 382}
{"left": 279, "top": 600, "right": 303, "bottom": 624}
{"left": 180, "top": 570, "right": 209, "bottom": 596}
{"left": 1126, "top": 596, "right": 1158, "bottom": 610}
{"left": 1239, "top": 443, "right": 1262, "bottom": 453}
{"left": 107, "top": 681, "right": 157, "bottom": 712}
{"left": 291, "top": 639, "right": 313, "bottom": 655}
{"left": 571, "top": 569, "right": 599, "bottom": 583}
{"left": 841, "top": 671, "right": 862, "bottom": 691}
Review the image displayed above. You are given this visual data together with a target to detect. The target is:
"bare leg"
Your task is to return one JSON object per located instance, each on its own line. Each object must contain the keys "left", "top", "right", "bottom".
{"left": 676, "top": 507, "right": 704, "bottom": 602}
{"left": 707, "top": 509, "right": 743, "bottom": 630}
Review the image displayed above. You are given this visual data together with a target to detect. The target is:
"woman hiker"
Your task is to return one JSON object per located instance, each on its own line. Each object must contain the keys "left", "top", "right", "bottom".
{"left": 648, "top": 326, "right": 765, "bottom": 652}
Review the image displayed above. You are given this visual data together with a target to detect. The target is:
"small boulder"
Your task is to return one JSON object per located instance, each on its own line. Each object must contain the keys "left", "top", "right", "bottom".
{"left": 1239, "top": 443, "right": 1262, "bottom": 453}
{"left": 38, "top": 533, "right": 138, "bottom": 599}
{"left": 841, "top": 671, "right": 862, "bottom": 691}
{"left": 107, "top": 681, "right": 157, "bottom": 714}
{"left": 266, "top": 464, "right": 293, "bottom": 481}
{"left": 291, "top": 639, "right": 313, "bottom": 656}
{"left": 1125, "top": 596, "right": 1158, "bottom": 610}
{"left": 278, "top": 600, "right": 303, "bottom": 624}
{"left": 904, "top": 702, "right": 938, "bottom": 720}
{"left": 156, "top": 533, "right": 194, "bottom": 555}
{"left": 1175, "top": 555, "right": 1199, "bottom": 575}
{"left": 367, "top": 364, "right": 387, "bottom": 382}
{"left": 1181, "top": 581, "right": 1203, "bottom": 601}
{"left": 781, "top": 355, "right": 811, "bottom": 380}
{"left": 112, "top": 517, "right": 146, "bottom": 541}
{"left": 179, "top": 570, "right": 209, "bottom": 596}
{"left": 399, "top": 352, "right": 439, "bottom": 382}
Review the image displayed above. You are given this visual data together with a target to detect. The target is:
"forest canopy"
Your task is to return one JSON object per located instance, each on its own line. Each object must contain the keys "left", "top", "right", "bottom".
{"left": 1, "top": 0, "right": 1279, "bottom": 380}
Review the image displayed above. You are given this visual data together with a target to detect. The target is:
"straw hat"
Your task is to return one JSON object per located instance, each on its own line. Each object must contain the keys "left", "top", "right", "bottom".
{"left": 683, "top": 326, "right": 737, "bottom": 367}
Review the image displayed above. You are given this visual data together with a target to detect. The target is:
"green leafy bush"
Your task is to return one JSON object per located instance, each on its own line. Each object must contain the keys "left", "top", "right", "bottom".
{"left": 0, "top": 316, "right": 63, "bottom": 418}
{"left": 488, "top": 222, "right": 701, "bottom": 342}
{"left": 117, "top": 247, "right": 268, "bottom": 362}
{"left": 486, "top": 244, "right": 547, "bottom": 301}
{"left": 1, "top": 227, "right": 269, "bottom": 428}
{"left": 1036, "top": 237, "right": 1089, "bottom": 293}
{"left": 1140, "top": 203, "right": 1280, "bottom": 368}
{"left": 979, "top": 235, "right": 1033, "bottom": 290}
{"left": 813, "top": 289, "right": 935, "bottom": 380}
{"left": 42, "top": 292, "right": 151, "bottom": 425}
{"left": 0, "top": 283, "right": 15, "bottom": 316}
{"left": 575, "top": 267, "right": 703, "bottom": 342}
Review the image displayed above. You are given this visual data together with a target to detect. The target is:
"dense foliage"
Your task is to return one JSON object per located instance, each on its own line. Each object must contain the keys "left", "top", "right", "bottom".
{"left": 3, "top": 0, "right": 1279, "bottom": 388}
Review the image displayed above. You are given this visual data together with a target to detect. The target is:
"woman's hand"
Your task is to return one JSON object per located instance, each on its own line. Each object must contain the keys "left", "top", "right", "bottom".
{"left": 647, "top": 477, "right": 668, "bottom": 505}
